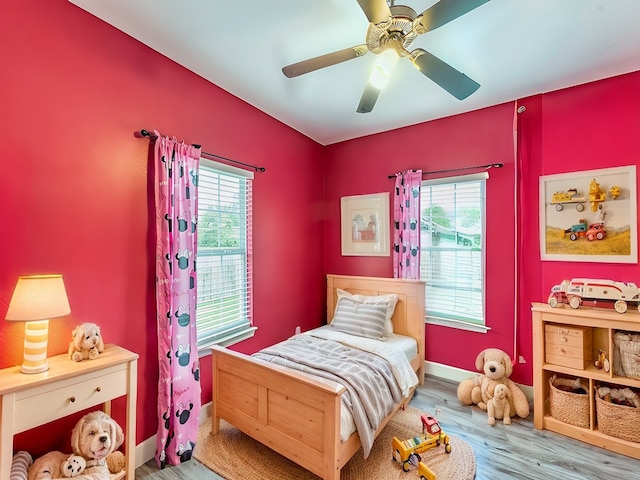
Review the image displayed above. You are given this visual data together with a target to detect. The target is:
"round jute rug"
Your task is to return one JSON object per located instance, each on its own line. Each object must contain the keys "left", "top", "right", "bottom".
{"left": 193, "top": 406, "right": 476, "bottom": 480}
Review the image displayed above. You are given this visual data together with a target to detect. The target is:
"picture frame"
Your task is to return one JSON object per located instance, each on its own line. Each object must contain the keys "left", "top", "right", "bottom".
{"left": 341, "top": 192, "right": 390, "bottom": 256}
{"left": 539, "top": 165, "right": 637, "bottom": 263}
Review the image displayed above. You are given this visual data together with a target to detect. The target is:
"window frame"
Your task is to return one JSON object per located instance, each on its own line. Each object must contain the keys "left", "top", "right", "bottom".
{"left": 420, "top": 172, "right": 490, "bottom": 333}
{"left": 196, "top": 159, "right": 256, "bottom": 356}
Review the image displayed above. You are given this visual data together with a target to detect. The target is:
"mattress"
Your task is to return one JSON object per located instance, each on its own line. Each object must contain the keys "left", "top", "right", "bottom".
{"left": 302, "top": 326, "right": 419, "bottom": 441}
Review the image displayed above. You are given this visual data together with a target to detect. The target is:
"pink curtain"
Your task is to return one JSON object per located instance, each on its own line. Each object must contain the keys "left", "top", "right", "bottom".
{"left": 393, "top": 170, "right": 422, "bottom": 279}
{"left": 153, "top": 132, "right": 202, "bottom": 467}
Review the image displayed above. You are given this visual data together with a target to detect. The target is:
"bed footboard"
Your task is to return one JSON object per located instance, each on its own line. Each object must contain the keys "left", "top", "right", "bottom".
{"left": 212, "top": 346, "right": 346, "bottom": 480}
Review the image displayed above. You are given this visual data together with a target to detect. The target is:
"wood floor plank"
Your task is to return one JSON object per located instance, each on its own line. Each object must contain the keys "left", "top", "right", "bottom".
{"left": 136, "top": 376, "right": 640, "bottom": 479}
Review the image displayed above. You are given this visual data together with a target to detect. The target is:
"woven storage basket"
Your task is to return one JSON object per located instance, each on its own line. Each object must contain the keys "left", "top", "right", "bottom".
{"left": 549, "top": 376, "right": 589, "bottom": 428}
{"left": 613, "top": 331, "right": 640, "bottom": 379}
{"left": 595, "top": 392, "right": 640, "bottom": 442}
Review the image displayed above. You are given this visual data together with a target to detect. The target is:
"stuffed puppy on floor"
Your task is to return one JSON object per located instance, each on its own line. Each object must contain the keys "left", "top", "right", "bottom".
{"left": 457, "top": 347, "right": 530, "bottom": 421}
{"left": 27, "top": 411, "right": 124, "bottom": 480}
{"left": 487, "top": 383, "right": 511, "bottom": 426}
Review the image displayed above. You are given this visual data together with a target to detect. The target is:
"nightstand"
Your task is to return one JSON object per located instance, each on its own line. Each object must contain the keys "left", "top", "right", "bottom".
{"left": 0, "top": 344, "right": 138, "bottom": 479}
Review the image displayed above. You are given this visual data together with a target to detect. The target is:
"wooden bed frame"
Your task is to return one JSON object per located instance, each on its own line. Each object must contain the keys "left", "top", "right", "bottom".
{"left": 210, "top": 274, "right": 425, "bottom": 480}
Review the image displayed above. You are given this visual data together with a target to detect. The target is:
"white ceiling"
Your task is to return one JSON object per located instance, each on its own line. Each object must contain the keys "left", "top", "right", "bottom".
{"left": 69, "top": 0, "right": 640, "bottom": 146}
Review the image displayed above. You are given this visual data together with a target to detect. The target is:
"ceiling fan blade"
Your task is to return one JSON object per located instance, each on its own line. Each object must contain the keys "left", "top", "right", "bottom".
{"left": 356, "top": 0, "right": 392, "bottom": 24}
{"left": 282, "top": 45, "right": 368, "bottom": 78}
{"left": 356, "top": 82, "right": 382, "bottom": 113}
{"left": 412, "top": 50, "right": 480, "bottom": 100}
{"left": 417, "top": 0, "right": 490, "bottom": 32}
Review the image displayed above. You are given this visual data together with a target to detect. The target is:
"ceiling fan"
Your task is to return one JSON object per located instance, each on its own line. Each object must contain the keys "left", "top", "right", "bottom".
{"left": 282, "top": 0, "right": 490, "bottom": 113}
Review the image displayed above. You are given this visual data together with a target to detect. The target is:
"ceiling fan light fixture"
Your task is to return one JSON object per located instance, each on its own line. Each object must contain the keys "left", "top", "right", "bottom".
{"left": 368, "top": 48, "right": 398, "bottom": 90}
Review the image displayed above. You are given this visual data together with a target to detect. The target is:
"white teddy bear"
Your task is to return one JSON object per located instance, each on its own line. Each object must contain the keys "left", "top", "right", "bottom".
{"left": 61, "top": 455, "right": 86, "bottom": 477}
{"left": 68, "top": 322, "right": 105, "bottom": 362}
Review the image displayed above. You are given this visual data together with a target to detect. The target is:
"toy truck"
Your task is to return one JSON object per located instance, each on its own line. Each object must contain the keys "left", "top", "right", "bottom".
{"left": 548, "top": 278, "right": 640, "bottom": 313}
{"left": 551, "top": 188, "right": 586, "bottom": 211}
{"left": 392, "top": 415, "right": 451, "bottom": 472}
{"left": 418, "top": 461, "right": 437, "bottom": 480}
{"left": 563, "top": 219, "right": 605, "bottom": 241}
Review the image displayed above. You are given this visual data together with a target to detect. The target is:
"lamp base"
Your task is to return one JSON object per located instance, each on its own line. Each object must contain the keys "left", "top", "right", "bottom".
{"left": 20, "top": 362, "right": 50, "bottom": 374}
{"left": 20, "top": 319, "right": 50, "bottom": 375}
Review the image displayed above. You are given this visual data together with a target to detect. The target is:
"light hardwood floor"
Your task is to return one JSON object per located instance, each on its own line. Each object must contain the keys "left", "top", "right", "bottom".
{"left": 135, "top": 376, "right": 639, "bottom": 479}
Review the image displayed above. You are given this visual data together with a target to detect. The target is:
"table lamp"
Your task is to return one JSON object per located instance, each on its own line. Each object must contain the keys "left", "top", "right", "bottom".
{"left": 5, "top": 274, "right": 71, "bottom": 374}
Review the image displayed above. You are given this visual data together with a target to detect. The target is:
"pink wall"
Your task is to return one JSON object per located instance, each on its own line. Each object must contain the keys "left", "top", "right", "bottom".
{"left": 2, "top": 0, "right": 640, "bottom": 460}
{"left": 323, "top": 104, "right": 522, "bottom": 378}
{"left": 1, "top": 0, "right": 324, "bottom": 456}
{"left": 517, "top": 74, "right": 640, "bottom": 382}
{"left": 324, "top": 71, "right": 640, "bottom": 386}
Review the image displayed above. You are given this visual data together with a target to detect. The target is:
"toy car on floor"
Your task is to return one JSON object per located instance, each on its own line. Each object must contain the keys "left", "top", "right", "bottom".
{"left": 418, "top": 461, "right": 437, "bottom": 480}
{"left": 392, "top": 415, "right": 451, "bottom": 472}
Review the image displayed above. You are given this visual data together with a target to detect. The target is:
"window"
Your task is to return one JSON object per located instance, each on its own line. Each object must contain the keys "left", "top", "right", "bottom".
{"left": 420, "top": 172, "right": 487, "bottom": 331}
{"left": 196, "top": 159, "right": 256, "bottom": 352}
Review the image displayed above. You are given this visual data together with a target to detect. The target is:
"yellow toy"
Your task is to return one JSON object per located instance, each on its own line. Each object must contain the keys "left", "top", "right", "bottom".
{"left": 609, "top": 185, "right": 621, "bottom": 199}
{"left": 550, "top": 188, "right": 586, "bottom": 211}
{"left": 588, "top": 177, "right": 606, "bottom": 212}
{"left": 418, "top": 461, "right": 437, "bottom": 480}
{"left": 392, "top": 415, "right": 451, "bottom": 473}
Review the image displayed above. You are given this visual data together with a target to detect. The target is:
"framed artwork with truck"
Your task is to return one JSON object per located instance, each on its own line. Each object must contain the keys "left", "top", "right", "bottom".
{"left": 539, "top": 165, "right": 637, "bottom": 263}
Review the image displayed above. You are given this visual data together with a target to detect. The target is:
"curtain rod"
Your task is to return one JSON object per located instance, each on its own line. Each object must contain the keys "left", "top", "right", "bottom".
{"left": 388, "top": 163, "right": 503, "bottom": 179}
{"left": 136, "top": 129, "right": 265, "bottom": 173}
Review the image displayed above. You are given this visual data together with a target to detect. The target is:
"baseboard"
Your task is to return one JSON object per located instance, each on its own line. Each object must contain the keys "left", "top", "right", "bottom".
{"left": 425, "top": 360, "right": 534, "bottom": 402}
{"left": 135, "top": 365, "right": 533, "bottom": 467}
{"left": 134, "top": 402, "right": 213, "bottom": 468}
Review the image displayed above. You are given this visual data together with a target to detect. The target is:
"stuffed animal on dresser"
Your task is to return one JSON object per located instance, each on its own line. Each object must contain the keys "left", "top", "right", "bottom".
{"left": 68, "top": 323, "right": 104, "bottom": 362}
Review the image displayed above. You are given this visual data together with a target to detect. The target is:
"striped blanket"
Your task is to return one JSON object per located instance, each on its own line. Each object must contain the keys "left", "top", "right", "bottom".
{"left": 253, "top": 335, "right": 403, "bottom": 457}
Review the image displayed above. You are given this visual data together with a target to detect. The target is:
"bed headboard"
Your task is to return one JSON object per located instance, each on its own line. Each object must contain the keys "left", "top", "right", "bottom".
{"left": 326, "top": 274, "right": 425, "bottom": 366}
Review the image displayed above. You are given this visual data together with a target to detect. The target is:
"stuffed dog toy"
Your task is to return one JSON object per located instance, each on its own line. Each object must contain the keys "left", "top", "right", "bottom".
{"left": 456, "top": 347, "right": 530, "bottom": 419}
{"left": 27, "top": 411, "right": 124, "bottom": 480}
{"left": 68, "top": 323, "right": 104, "bottom": 362}
{"left": 487, "top": 383, "right": 511, "bottom": 426}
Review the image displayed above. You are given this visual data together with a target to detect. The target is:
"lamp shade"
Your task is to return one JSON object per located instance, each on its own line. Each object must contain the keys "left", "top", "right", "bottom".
{"left": 6, "top": 274, "right": 71, "bottom": 374}
{"left": 6, "top": 274, "right": 71, "bottom": 321}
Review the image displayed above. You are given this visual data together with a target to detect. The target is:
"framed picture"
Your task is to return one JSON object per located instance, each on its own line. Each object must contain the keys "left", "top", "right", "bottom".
{"left": 341, "top": 192, "right": 390, "bottom": 256}
{"left": 539, "top": 165, "right": 637, "bottom": 263}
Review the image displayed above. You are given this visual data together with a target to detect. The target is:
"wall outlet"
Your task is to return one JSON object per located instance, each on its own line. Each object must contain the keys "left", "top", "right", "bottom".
{"left": 295, "top": 326, "right": 301, "bottom": 335}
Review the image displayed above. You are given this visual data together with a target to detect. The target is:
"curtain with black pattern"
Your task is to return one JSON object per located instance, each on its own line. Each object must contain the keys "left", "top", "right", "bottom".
{"left": 153, "top": 131, "right": 202, "bottom": 468}
{"left": 393, "top": 170, "right": 422, "bottom": 279}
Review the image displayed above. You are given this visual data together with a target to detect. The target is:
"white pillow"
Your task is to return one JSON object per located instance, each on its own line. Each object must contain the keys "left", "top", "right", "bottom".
{"left": 335, "top": 289, "right": 399, "bottom": 336}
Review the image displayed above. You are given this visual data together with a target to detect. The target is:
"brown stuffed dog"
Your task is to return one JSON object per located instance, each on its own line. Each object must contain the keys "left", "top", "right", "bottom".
{"left": 456, "top": 348, "right": 530, "bottom": 419}
{"left": 68, "top": 323, "right": 104, "bottom": 362}
{"left": 28, "top": 411, "right": 124, "bottom": 480}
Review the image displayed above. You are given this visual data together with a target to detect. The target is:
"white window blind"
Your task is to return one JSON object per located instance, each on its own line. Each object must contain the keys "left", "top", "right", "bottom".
{"left": 420, "top": 172, "right": 487, "bottom": 327}
{"left": 196, "top": 160, "right": 255, "bottom": 350}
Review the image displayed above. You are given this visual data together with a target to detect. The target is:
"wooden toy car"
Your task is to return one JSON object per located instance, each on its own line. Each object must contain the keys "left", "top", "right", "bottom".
{"left": 551, "top": 188, "right": 586, "bottom": 211}
{"left": 548, "top": 278, "right": 640, "bottom": 313}
{"left": 392, "top": 415, "right": 451, "bottom": 472}
{"left": 563, "top": 219, "right": 605, "bottom": 241}
{"left": 418, "top": 461, "right": 437, "bottom": 480}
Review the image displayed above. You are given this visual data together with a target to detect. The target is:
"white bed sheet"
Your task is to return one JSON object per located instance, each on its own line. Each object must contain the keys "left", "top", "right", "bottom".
{"left": 301, "top": 326, "right": 419, "bottom": 441}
